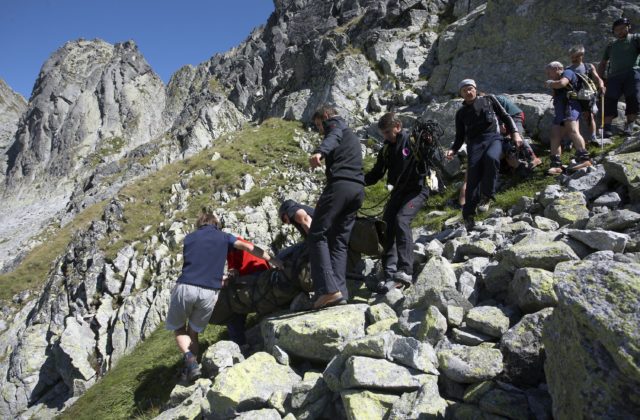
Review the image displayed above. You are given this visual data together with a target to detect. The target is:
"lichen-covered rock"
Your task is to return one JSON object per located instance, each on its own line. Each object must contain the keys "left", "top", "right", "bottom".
{"left": 508, "top": 267, "right": 557, "bottom": 313}
{"left": 235, "top": 408, "right": 282, "bottom": 420}
{"left": 390, "top": 336, "right": 439, "bottom": 374}
{"left": 543, "top": 260, "right": 640, "bottom": 418}
{"left": 416, "top": 305, "right": 447, "bottom": 345}
{"left": 437, "top": 345, "right": 503, "bottom": 384}
{"left": 451, "top": 327, "right": 493, "bottom": 346}
{"left": 585, "top": 209, "right": 640, "bottom": 231}
{"left": 500, "top": 232, "right": 579, "bottom": 272}
{"left": 167, "top": 378, "right": 212, "bottom": 409}
{"left": 365, "top": 303, "right": 397, "bottom": 325}
{"left": 405, "top": 256, "right": 457, "bottom": 309}
{"left": 478, "top": 388, "right": 530, "bottom": 420}
{"left": 604, "top": 151, "right": 640, "bottom": 202}
{"left": 533, "top": 216, "right": 560, "bottom": 231}
{"left": 464, "top": 306, "right": 510, "bottom": 338}
{"left": 387, "top": 376, "right": 447, "bottom": 419}
{"left": 342, "top": 331, "right": 396, "bottom": 359}
{"left": 566, "top": 229, "right": 629, "bottom": 253}
{"left": 206, "top": 352, "right": 301, "bottom": 418}
{"left": 261, "top": 304, "right": 367, "bottom": 362}
{"left": 289, "top": 372, "right": 328, "bottom": 411}
{"left": 341, "top": 390, "right": 399, "bottom": 420}
{"left": 340, "top": 356, "right": 428, "bottom": 391}
{"left": 500, "top": 308, "right": 553, "bottom": 387}
{"left": 543, "top": 192, "right": 589, "bottom": 226}
{"left": 201, "top": 340, "right": 244, "bottom": 378}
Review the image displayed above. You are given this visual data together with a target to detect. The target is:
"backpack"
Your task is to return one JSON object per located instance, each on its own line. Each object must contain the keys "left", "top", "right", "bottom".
{"left": 568, "top": 66, "right": 597, "bottom": 101}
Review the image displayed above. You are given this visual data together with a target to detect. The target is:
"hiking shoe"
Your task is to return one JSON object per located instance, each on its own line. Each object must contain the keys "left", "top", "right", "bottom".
{"left": 393, "top": 271, "right": 413, "bottom": 287}
{"left": 477, "top": 196, "right": 492, "bottom": 213}
{"left": 624, "top": 122, "right": 639, "bottom": 136}
{"left": 547, "top": 154, "right": 565, "bottom": 175}
{"left": 186, "top": 363, "right": 202, "bottom": 381}
{"left": 313, "top": 291, "right": 346, "bottom": 309}
{"left": 464, "top": 215, "right": 475, "bottom": 231}
{"left": 183, "top": 352, "right": 201, "bottom": 382}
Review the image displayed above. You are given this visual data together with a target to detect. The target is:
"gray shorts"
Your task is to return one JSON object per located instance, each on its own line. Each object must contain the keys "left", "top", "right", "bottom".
{"left": 165, "top": 283, "right": 219, "bottom": 333}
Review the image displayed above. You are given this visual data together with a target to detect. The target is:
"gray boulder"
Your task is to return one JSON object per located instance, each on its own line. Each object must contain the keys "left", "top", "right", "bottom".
{"left": 543, "top": 260, "right": 640, "bottom": 418}
{"left": 604, "top": 151, "right": 640, "bottom": 202}
{"left": 206, "top": 352, "right": 301, "bottom": 418}
{"left": 464, "top": 306, "right": 510, "bottom": 338}
{"left": 500, "top": 308, "right": 553, "bottom": 387}
{"left": 508, "top": 267, "right": 557, "bottom": 313}
{"left": 387, "top": 376, "right": 447, "bottom": 419}
{"left": 416, "top": 305, "right": 447, "bottom": 345}
{"left": 437, "top": 345, "right": 503, "bottom": 384}
{"left": 405, "top": 256, "right": 457, "bottom": 309}
{"left": 500, "top": 231, "right": 579, "bottom": 272}
{"left": 341, "top": 390, "right": 399, "bottom": 420}
{"left": 235, "top": 409, "right": 282, "bottom": 420}
{"left": 201, "top": 340, "right": 245, "bottom": 378}
{"left": 342, "top": 331, "right": 396, "bottom": 359}
{"left": 261, "top": 304, "right": 367, "bottom": 362}
{"left": 478, "top": 388, "right": 530, "bottom": 420}
{"left": 52, "top": 317, "right": 97, "bottom": 395}
{"left": 543, "top": 191, "right": 589, "bottom": 226}
{"left": 340, "top": 356, "right": 429, "bottom": 391}
{"left": 585, "top": 209, "right": 640, "bottom": 232}
{"left": 390, "top": 336, "right": 439, "bottom": 374}
{"left": 566, "top": 228, "right": 629, "bottom": 253}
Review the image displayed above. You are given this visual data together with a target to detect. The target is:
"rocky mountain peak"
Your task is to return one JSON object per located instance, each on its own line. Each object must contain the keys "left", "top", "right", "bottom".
{"left": 5, "top": 38, "right": 166, "bottom": 194}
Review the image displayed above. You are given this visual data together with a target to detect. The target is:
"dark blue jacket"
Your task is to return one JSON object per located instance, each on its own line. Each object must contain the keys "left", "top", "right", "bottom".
{"left": 313, "top": 116, "right": 364, "bottom": 185}
{"left": 364, "top": 129, "right": 427, "bottom": 191}
{"left": 177, "top": 225, "right": 237, "bottom": 289}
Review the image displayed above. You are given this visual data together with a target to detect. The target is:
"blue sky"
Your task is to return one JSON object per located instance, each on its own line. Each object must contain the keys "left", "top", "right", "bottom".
{"left": 0, "top": 0, "right": 275, "bottom": 99}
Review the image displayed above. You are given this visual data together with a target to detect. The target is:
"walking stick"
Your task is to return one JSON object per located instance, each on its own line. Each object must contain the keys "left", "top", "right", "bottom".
{"left": 600, "top": 93, "right": 605, "bottom": 152}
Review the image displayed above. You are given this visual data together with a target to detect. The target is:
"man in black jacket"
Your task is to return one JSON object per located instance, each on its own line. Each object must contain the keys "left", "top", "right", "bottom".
{"left": 446, "top": 79, "right": 522, "bottom": 230}
{"left": 308, "top": 105, "right": 365, "bottom": 309}
{"left": 365, "top": 113, "right": 429, "bottom": 290}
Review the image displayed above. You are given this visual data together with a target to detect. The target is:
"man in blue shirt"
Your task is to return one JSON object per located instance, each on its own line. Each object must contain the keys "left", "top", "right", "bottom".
{"left": 278, "top": 199, "right": 314, "bottom": 238}
{"left": 165, "top": 212, "right": 279, "bottom": 381}
{"left": 544, "top": 62, "right": 591, "bottom": 175}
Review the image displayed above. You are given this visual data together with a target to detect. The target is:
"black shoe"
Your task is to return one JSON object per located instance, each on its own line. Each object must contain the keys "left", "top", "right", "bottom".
{"left": 477, "top": 196, "right": 492, "bottom": 213}
{"left": 464, "top": 215, "right": 475, "bottom": 231}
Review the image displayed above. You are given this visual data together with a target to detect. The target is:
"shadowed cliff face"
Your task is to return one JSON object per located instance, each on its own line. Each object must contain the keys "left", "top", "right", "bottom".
{"left": 0, "top": 79, "right": 27, "bottom": 188}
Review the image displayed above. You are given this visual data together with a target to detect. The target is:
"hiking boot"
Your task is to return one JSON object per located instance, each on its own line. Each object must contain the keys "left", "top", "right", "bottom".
{"left": 313, "top": 291, "right": 346, "bottom": 309}
{"left": 568, "top": 150, "right": 592, "bottom": 172}
{"left": 624, "top": 122, "right": 639, "bottom": 136}
{"left": 393, "top": 271, "right": 413, "bottom": 287}
{"left": 183, "top": 352, "right": 201, "bottom": 382}
{"left": 477, "top": 196, "right": 492, "bottom": 213}
{"left": 547, "top": 154, "right": 565, "bottom": 175}
{"left": 464, "top": 215, "right": 475, "bottom": 231}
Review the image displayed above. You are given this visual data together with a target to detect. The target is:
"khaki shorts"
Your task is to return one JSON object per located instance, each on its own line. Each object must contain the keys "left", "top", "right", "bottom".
{"left": 165, "top": 283, "right": 219, "bottom": 333}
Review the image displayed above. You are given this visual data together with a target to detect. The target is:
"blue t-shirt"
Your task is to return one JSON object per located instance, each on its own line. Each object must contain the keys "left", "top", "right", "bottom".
{"left": 553, "top": 69, "right": 578, "bottom": 105}
{"left": 177, "top": 224, "right": 237, "bottom": 289}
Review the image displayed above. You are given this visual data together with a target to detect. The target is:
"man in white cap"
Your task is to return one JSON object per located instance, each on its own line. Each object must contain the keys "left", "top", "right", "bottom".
{"left": 446, "top": 79, "right": 522, "bottom": 230}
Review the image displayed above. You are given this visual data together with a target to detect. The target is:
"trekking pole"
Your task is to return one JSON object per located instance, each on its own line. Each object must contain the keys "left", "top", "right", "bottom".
{"left": 600, "top": 93, "right": 604, "bottom": 152}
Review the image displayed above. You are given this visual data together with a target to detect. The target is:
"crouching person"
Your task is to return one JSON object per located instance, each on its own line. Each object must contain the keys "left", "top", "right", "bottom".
{"left": 165, "top": 211, "right": 276, "bottom": 381}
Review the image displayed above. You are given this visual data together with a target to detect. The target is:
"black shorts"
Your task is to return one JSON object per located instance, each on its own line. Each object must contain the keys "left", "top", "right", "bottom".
{"left": 604, "top": 69, "right": 640, "bottom": 117}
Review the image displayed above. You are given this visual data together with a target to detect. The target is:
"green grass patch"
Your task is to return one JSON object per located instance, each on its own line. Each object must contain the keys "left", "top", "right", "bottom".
{"left": 0, "top": 202, "right": 106, "bottom": 302}
{"left": 102, "top": 119, "right": 310, "bottom": 259}
{"left": 88, "top": 137, "right": 126, "bottom": 166}
{"left": 59, "top": 323, "right": 226, "bottom": 420}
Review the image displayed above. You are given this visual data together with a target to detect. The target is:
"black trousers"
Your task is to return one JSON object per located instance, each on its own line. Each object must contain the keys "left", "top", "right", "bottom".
{"left": 308, "top": 180, "right": 364, "bottom": 299}
{"left": 463, "top": 133, "right": 502, "bottom": 218}
{"left": 382, "top": 186, "right": 429, "bottom": 277}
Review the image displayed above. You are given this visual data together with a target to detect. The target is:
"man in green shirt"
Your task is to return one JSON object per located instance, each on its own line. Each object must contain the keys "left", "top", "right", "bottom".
{"left": 598, "top": 17, "right": 640, "bottom": 136}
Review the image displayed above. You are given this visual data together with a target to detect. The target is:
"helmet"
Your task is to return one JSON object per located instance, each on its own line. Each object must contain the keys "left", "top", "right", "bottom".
{"left": 612, "top": 17, "right": 631, "bottom": 30}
